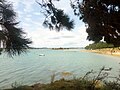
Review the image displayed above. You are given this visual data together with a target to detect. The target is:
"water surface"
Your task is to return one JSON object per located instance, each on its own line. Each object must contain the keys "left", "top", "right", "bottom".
{"left": 0, "top": 49, "right": 120, "bottom": 89}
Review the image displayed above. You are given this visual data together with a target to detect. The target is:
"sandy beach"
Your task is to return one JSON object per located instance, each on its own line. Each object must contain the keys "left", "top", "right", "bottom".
{"left": 81, "top": 48, "right": 120, "bottom": 57}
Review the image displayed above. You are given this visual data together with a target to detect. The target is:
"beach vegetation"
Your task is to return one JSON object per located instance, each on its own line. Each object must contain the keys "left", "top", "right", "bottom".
{"left": 85, "top": 42, "right": 114, "bottom": 50}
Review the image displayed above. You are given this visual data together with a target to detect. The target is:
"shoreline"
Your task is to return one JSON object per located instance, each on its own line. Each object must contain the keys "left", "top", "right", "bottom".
{"left": 81, "top": 48, "right": 120, "bottom": 57}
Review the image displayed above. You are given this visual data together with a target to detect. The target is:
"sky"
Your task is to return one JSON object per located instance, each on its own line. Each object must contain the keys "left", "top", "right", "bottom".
{"left": 9, "top": 0, "right": 93, "bottom": 48}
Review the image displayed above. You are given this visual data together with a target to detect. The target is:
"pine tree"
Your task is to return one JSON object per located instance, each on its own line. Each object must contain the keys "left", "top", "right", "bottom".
{"left": 0, "top": 0, "right": 31, "bottom": 56}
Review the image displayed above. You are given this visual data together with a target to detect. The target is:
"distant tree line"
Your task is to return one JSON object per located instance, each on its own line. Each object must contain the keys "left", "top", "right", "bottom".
{"left": 85, "top": 42, "right": 114, "bottom": 50}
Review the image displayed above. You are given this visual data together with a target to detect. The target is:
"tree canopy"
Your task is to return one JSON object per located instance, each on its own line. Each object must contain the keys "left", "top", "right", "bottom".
{"left": 0, "top": 0, "right": 31, "bottom": 56}
{"left": 85, "top": 42, "right": 114, "bottom": 50}
{"left": 39, "top": 0, "right": 120, "bottom": 47}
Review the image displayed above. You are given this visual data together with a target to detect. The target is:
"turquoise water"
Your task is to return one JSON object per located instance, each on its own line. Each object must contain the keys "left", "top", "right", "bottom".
{"left": 0, "top": 49, "right": 120, "bottom": 89}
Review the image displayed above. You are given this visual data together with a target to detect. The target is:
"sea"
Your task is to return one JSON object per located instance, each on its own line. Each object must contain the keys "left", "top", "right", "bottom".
{"left": 0, "top": 49, "right": 120, "bottom": 89}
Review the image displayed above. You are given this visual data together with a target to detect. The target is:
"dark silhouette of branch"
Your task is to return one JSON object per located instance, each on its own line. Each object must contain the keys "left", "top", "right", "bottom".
{"left": 0, "top": 0, "right": 32, "bottom": 56}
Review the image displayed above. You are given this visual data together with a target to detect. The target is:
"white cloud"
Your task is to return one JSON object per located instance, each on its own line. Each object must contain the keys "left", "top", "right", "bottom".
{"left": 20, "top": 0, "right": 35, "bottom": 13}
{"left": 26, "top": 25, "right": 92, "bottom": 48}
{"left": 54, "top": 0, "right": 72, "bottom": 13}
{"left": 9, "top": 0, "right": 36, "bottom": 13}
{"left": 8, "top": 0, "right": 92, "bottom": 48}
{"left": 33, "top": 12, "right": 41, "bottom": 16}
{"left": 9, "top": 0, "right": 21, "bottom": 9}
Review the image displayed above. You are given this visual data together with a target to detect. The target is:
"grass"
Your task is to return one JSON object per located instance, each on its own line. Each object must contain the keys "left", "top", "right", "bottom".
{"left": 5, "top": 79, "right": 120, "bottom": 90}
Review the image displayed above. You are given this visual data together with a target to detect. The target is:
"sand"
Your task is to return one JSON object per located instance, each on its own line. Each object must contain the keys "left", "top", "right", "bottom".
{"left": 81, "top": 48, "right": 120, "bottom": 57}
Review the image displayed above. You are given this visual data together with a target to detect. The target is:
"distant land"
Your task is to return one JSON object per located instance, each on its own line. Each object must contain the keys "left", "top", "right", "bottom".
{"left": 29, "top": 47, "right": 84, "bottom": 49}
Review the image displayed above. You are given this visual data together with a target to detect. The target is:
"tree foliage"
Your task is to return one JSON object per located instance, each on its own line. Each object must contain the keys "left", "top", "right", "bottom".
{"left": 39, "top": 0, "right": 120, "bottom": 46}
{"left": 85, "top": 42, "right": 114, "bottom": 50}
{"left": 0, "top": 0, "right": 31, "bottom": 56}
{"left": 37, "top": 0, "right": 74, "bottom": 31}
{"left": 71, "top": 0, "right": 120, "bottom": 47}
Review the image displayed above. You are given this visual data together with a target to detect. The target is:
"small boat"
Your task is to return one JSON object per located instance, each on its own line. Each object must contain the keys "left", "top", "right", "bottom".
{"left": 39, "top": 54, "right": 45, "bottom": 56}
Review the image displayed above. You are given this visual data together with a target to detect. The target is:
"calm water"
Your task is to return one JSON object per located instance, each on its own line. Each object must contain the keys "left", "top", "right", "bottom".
{"left": 0, "top": 49, "right": 120, "bottom": 89}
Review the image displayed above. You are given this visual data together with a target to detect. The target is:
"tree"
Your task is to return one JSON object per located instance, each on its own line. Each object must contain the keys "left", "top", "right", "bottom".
{"left": 0, "top": 0, "right": 31, "bottom": 56}
{"left": 38, "top": 0, "right": 120, "bottom": 47}
{"left": 73, "top": 0, "right": 120, "bottom": 47}
{"left": 85, "top": 42, "right": 114, "bottom": 50}
{"left": 37, "top": 0, "right": 74, "bottom": 31}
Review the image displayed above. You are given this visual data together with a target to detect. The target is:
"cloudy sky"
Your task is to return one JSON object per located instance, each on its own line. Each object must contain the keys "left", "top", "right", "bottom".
{"left": 9, "top": 0, "right": 92, "bottom": 48}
